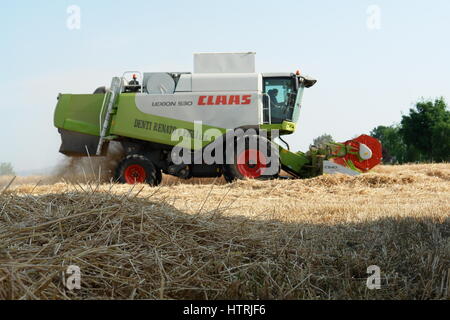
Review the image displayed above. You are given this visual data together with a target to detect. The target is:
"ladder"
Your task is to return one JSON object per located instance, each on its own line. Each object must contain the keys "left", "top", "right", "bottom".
{"left": 96, "top": 77, "right": 122, "bottom": 156}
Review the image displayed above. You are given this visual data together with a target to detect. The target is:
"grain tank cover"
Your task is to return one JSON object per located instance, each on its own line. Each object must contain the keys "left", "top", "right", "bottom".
{"left": 144, "top": 73, "right": 176, "bottom": 94}
{"left": 194, "top": 52, "right": 256, "bottom": 73}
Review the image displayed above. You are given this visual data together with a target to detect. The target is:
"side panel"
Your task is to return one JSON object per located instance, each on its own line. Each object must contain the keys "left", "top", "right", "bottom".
{"left": 194, "top": 52, "right": 255, "bottom": 73}
{"left": 191, "top": 73, "right": 260, "bottom": 92}
{"left": 54, "top": 94, "right": 105, "bottom": 136}
{"left": 136, "top": 92, "right": 260, "bottom": 129}
{"left": 110, "top": 92, "right": 261, "bottom": 149}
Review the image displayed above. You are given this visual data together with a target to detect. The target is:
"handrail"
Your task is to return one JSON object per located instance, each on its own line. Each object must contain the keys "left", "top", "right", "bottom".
{"left": 262, "top": 93, "right": 272, "bottom": 124}
{"left": 99, "top": 89, "right": 112, "bottom": 136}
{"left": 96, "top": 77, "right": 121, "bottom": 156}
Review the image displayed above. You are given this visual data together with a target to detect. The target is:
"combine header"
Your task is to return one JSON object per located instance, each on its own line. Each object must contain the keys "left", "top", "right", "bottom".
{"left": 54, "top": 52, "right": 382, "bottom": 185}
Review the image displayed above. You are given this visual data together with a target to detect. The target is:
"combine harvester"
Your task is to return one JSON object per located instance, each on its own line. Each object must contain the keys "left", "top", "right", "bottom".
{"left": 54, "top": 52, "right": 382, "bottom": 185}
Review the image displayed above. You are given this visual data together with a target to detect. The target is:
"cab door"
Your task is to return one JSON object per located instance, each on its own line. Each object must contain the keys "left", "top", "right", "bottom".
{"left": 262, "top": 76, "right": 297, "bottom": 124}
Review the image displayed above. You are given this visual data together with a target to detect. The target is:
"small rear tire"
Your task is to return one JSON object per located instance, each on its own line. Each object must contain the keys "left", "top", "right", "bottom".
{"left": 115, "top": 154, "right": 161, "bottom": 186}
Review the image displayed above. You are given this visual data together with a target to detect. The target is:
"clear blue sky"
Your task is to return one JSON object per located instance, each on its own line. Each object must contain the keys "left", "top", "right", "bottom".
{"left": 1, "top": 0, "right": 449, "bottom": 172}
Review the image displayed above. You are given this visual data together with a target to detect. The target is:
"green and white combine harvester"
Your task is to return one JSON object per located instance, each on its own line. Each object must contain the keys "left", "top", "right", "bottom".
{"left": 54, "top": 53, "right": 382, "bottom": 186}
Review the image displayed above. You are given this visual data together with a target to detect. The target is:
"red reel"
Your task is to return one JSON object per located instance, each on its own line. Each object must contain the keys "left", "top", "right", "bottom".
{"left": 332, "top": 135, "right": 382, "bottom": 172}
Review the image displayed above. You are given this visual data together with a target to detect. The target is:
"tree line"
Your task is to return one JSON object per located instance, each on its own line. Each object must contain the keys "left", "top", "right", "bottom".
{"left": 370, "top": 97, "right": 449, "bottom": 164}
{"left": 0, "top": 162, "right": 15, "bottom": 176}
{"left": 313, "top": 97, "right": 449, "bottom": 164}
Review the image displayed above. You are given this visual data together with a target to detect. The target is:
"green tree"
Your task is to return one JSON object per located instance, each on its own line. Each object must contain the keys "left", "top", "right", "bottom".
{"left": 370, "top": 125, "right": 407, "bottom": 163}
{"left": 312, "top": 134, "right": 334, "bottom": 149}
{"left": 0, "top": 162, "right": 15, "bottom": 176}
{"left": 400, "top": 97, "right": 450, "bottom": 162}
{"left": 431, "top": 120, "right": 450, "bottom": 162}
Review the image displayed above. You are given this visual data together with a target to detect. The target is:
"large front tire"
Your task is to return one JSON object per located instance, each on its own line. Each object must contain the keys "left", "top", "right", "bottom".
{"left": 115, "top": 154, "right": 161, "bottom": 186}
{"left": 223, "top": 135, "right": 279, "bottom": 183}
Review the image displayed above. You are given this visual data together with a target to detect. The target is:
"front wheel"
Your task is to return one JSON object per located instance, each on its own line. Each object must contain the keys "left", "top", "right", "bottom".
{"left": 223, "top": 135, "right": 279, "bottom": 182}
{"left": 115, "top": 154, "right": 161, "bottom": 186}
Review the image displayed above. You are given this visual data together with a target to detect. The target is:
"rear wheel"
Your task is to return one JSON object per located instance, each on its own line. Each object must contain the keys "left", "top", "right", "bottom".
{"left": 115, "top": 154, "right": 161, "bottom": 186}
{"left": 223, "top": 135, "right": 279, "bottom": 182}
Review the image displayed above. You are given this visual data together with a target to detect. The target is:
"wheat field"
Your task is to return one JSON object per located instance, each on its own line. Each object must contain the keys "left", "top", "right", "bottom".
{"left": 0, "top": 163, "right": 449, "bottom": 300}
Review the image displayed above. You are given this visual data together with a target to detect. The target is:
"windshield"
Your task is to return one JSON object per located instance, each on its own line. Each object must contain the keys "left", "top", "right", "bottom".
{"left": 263, "top": 77, "right": 298, "bottom": 124}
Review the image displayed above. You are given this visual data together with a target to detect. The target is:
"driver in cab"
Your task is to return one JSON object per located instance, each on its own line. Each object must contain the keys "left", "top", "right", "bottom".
{"left": 267, "top": 89, "right": 284, "bottom": 108}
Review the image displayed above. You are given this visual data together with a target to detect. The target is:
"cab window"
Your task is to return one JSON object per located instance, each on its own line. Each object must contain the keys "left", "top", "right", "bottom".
{"left": 263, "top": 77, "right": 296, "bottom": 124}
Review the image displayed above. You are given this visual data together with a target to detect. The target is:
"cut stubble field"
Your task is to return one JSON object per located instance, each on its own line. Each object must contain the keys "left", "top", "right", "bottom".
{"left": 0, "top": 163, "right": 449, "bottom": 299}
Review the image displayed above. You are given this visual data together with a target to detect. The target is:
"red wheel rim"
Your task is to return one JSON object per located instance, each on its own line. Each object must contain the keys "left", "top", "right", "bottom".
{"left": 124, "top": 164, "right": 147, "bottom": 184}
{"left": 236, "top": 149, "right": 268, "bottom": 178}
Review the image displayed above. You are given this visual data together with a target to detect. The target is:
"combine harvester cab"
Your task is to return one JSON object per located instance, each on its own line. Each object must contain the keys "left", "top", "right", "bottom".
{"left": 54, "top": 52, "right": 382, "bottom": 185}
